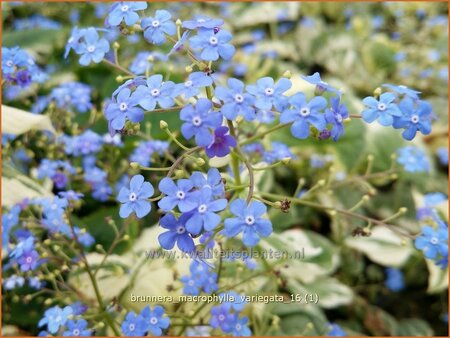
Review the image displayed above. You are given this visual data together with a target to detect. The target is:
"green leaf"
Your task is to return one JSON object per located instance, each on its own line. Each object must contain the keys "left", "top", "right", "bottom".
{"left": 272, "top": 303, "right": 329, "bottom": 335}
{"left": 426, "top": 259, "right": 448, "bottom": 294}
{"left": 394, "top": 319, "right": 434, "bottom": 336}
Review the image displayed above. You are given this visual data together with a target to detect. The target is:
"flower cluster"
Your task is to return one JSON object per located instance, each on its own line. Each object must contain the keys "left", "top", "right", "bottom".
{"left": 180, "top": 260, "right": 218, "bottom": 295}
{"left": 121, "top": 305, "right": 170, "bottom": 336}
{"left": 210, "top": 292, "right": 251, "bottom": 336}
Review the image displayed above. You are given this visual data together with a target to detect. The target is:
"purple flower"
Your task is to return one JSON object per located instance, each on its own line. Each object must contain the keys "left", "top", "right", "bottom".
{"left": 224, "top": 199, "right": 272, "bottom": 247}
{"left": 189, "top": 29, "right": 235, "bottom": 61}
{"left": 117, "top": 175, "right": 154, "bottom": 218}
{"left": 205, "top": 126, "right": 236, "bottom": 158}
{"left": 180, "top": 98, "right": 222, "bottom": 147}
{"left": 18, "top": 250, "right": 40, "bottom": 271}
{"left": 105, "top": 87, "right": 144, "bottom": 130}
{"left": 158, "top": 213, "right": 195, "bottom": 253}
{"left": 246, "top": 77, "right": 291, "bottom": 111}
{"left": 215, "top": 78, "right": 256, "bottom": 121}
{"left": 280, "top": 92, "right": 327, "bottom": 139}
{"left": 361, "top": 93, "right": 402, "bottom": 126}
{"left": 141, "top": 10, "right": 176, "bottom": 45}
{"left": 325, "top": 96, "right": 349, "bottom": 141}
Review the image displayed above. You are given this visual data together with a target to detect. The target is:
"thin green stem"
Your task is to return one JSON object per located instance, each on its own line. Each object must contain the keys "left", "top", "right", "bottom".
{"left": 240, "top": 123, "right": 291, "bottom": 146}
{"left": 102, "top": 58, "right": 135, "bottom": 77}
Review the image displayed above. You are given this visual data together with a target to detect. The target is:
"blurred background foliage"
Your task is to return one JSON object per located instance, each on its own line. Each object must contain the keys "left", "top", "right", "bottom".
{"left": 1, "top": 1, "right": 448, "bottom": 336}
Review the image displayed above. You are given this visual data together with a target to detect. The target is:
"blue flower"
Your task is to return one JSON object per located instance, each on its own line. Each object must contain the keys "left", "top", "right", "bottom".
{"left": 247, "top": 77, "right": 291, "bottom": 111}
{"left": 180, "top": 274, "right": 203, "bottom": 295}
{"left": 168, "top": 31, "right": 191, "bottom": 56}
{"left": 328, "top": 323, "right": 347, "bottom": 336}
{"left": 50, "top": 82, "right": 93, "bottom": 113}
{"left": 182, "top": 15, "right": 224, "bottom": 30}
{"left": 385, "top": 268, "right": 404, "bottom": 292}
{"left": 382, "top": 84, "right": 421, "bottom": 101}
{"left": 190, "top": 168, "right": 225, "bottom": 198}
{"left": 424, "top": 193, "right": 447, "bottom": 207}
{"left": 397, "top": 146, "right": 430, "bottom": 173}
{"left": 361, "top": 93, "right": 402, "bottom": 126}
{"left": 215, "top": 78, "right": 256, "bottom": 121}
{"left": 224, "top": 199, "right": 272, "bottom": 247}
{"left": 107, "top": 2, "right": 147, "bottom": 26}
{"left": 62, "top": 319, "right": 91, "bottom": 336}
{"left": 255, "top": 109, "right": 275, "bottom": 124}
{"left": 437, "top": 147, "right": 448, "bottom": 166}
{"left": 3, "top": 275, "right": 25, "bottom": 290}
{"left": 415, "top": 225, "right": 448, "bottom": 260}
{"left": 232, "top": 316, "right": 251, "bottom": 336}
{"left": 174, "top": 71, "right": 213, "bottom": 98}
{"left": 205, "top": 126, "right": 237, "bottom": 158}
{"left": 18, "top": 249, "right": 40, "bottom": 271}
{"left": 301, "top": 72, "right": 340, "bottom": 94}
{"left": 133, "top": 74, "right": 175, "bottom": 111}
{"left": 158, "top": 213, "right": 195, "bottom": 253}
{"left": 77, "top": 28, "right": 110, "bottom": 66}
{"left": 65, "top": 27, "right": 87, "bottom": 58}
{"left": 185, "top": 187, "right": 227, "bottom": 235}
{"left": 280, "top": 92, "right": 327, "bottom": 139}
{"left": 393, "top": 98, "right": 432, "bottom": 140}
{"left": 137, "top": 305, "right": 170, "bottom": 336}
{"left": 105, "top": 87, "right": 144, "bottom": 130}
{"left": 263, "top": 141, "right": 295, "bottom": 164}
{"left": 121, "top": 311, "right": 147, "bottom": 336}
{"left": 141, "top": 10, "right": 176, "bottom": 45}
{"left": 158, "top": 177, "right": 196, "bottom": 212}
{"left": 180, "top": 98, "right": 222, "bottom": 147}
{"left": 325, "top": 96, "right": 349, "bottom": 141}
{"left": 210, "top": 304, "right": 237, "bottom": 333}
{"left": 130, "top": 140, "right": 169, "bottom": 167}
{"left": 189, "top": 29, "right": 235, "bottom": 61}
{"left": 38, "top": 306, "right": 73, "bottom": 334}
{"left": 129, "top": 51, "right": 152, "bottom": 75}
{"left": 117, "top": 175, "right": 154, "bottom": 218}
{"left": 220, "top": 291, "right": 247, "bottom": 312}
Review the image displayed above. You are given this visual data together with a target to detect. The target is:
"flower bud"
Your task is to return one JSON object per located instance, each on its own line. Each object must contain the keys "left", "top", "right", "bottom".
{"left": 113, "top": 42, "right": 120, "bottom": 49}
{"left": 116, "top": 75, "right": 123, "bottom": 83}
{"left": 130, "top": 162, "right": 140, "bottom": 169}
{"left": 176, "top": 19, "right": 182, "bottom": 26}
{"left": 282, "top": 70, "right": 292, "bottom": 79}
{"left": 160, "top": 120, "right": 169, "bottom": 130}
{"left": 185, "top": 65, "right": 193, "bottom": 73}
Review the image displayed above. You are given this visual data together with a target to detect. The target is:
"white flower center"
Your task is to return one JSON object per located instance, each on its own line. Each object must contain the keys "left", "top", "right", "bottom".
{"left": 192, "top": 116, "right": 202, "bottom": 126}
{"left": 176, "top": 190, "right": 185, "bottom": 199}
{"left": 410, "top": 115, "right": 419, "bottom": 123}
{"left": 399, "top": 85, "right": 407, "bottom": 89}
{"left": 150, "top": 317, "right": 158, "bottom": 325}
{"left": 119, "top": 102, "right": 128, "bottom": 111}
{"left": 218, "top": 314, "right": 225, "bottom": 321}
{"left": 300, "top": 107, "right": 310, "bottom": 117}
{"left": 129, "top": 192, "right": 137, "bottom": 201}
{"left": 121, "top": 5, "right": 129, "bottom": 12}
{"left": 245, "top": 215, "right": 255, "bottom": 225}
{"left": 87, "top": 45, "right": 96, "bottom": 53}
{"left": 151, "top": 88, "right": 160, "bottom": 97}
{"left": 26, "top": 256, "right": 32, "bottom": 264}
{"left": 209, "top": 36, "right": 218, "bottom": 45}
{"left": 185, "top": 80, "right": 193, "bottom": 87}
{"left": 234, "top": 94, "right": 244, "bottom": 103}
{"left": 68, "top": 37, "right": 74, "bottom": 44}
{"left": 152, "top": 20, "right": 160, "bottom": 28}
{"left": 129, "top": 324, "right": 135, "bottom": 331}
{"left": 188, "top": 280, "right": 195, "bottom": 286}
{"left": 198, "top": 18, "right": 206, "bottom": 23}
{"left": 336, "top": 113, "right": 343, "bottom": 123}
{"left": 55, "top": 315, "right": 62, "bottom": 323}
{"left": 264, "top": 87, "right": 274, "bottom": 96}
{"left": 176, "top": 225, "right": 186, "bottom": 234}
{"left": 198, "top": 204, "right": 208, "bottom": 213}
{"left": 430, "top": 237, "right": 439, "bottom": 245}
{"left": 73, "top": 329, "right": 80, "bottom": 336}
{"left": 377, "top": 103, "right": 387, "bottom": 111}
{"left": 236, "top": 324, "right": 242, "bottom": 330}
{"left": 6, "top": 60, "right": 13, "bottom": 67}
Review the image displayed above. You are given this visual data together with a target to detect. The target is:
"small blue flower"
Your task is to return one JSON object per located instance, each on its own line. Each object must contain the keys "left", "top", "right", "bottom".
{"left": 247, "top": 77, "right": 291, "bottom": 111}
{"left": 137, "top": 305, "right": 170, "bottom": 336}
{"left": 397, "top": 146, "right": 430, "bottom": 173}
{"left": 280, "top": 92, "right": 327, "bottom": 139}
{"left": 185, "top": 187, "right": 227, "bottom": 235}
{"left": 62, "top": 319, "right": 91, "bottom": 336}
{"left": 129, "top": 51, "right": 152, "bottom": 75}
{"left": 232, "top": 316, "right": 251, "bottom": 336}
{"left": 158, "top": 213, "right": 195, "bottom": 253}
{"left": 107, "top": 2, "right": 147, "bottom": 27}
{"left": 189, "top": 29, "right": 235, "bottom": 61}
{"left": 117, "top": 175, "right": 154, "bottom": 218}
{"left": 210, "top": 305, "right": 237, "bottom": 333}
{"left": 174, "top": 71, "right": 213, "bottom": 98}
{"left": 133, "top": 74, "right": 175, "bottom": 111}
{"left": 77, "top": 28, "right": 110, "bottom": 66}
{"left": 180, "top": 98, "right": 222, "bottom": 147}
{"left": 215, "top": 78, "right": 256, "bottom": 121}
{"left": 182, "top": 15, "right": 224, "bottom": 30}
{"left": 385, "top": 268, "right": 405, "bottom": 292}
{"left": 424, "top": 193, "right": 447, "bottom": 207}
{"left": 65, "top": 26, "right": 87, "bottom": 58}
{"left": 141, "top": 10, "right": 176, "bottom": 45}
{"left": 224, "top": 199, "right": 272, "bottom": 247}
{"left": 325, "top": 96, "right": 349, "bottom": 141}
{"left": 3, "top": 275, "right": 25, "bottom": 290}
{"left": 180, "top": 274, "right": 203, "bottom": 295}
{"left": 158, "top": 177, "right": 196, "bottom": 212}
{"left": 301, "top": 72, "right": 340, "bottom": 94}
{"left": 382, "top": 84, "right": 421, "bottom": 101}
{"left": 168, "top": 31, "right": 191, "bottom": 56}
{"left": 263, "top": 141, "right": 295, "bottom": 164}
{"left": 393, "top": 98, "right": 432, "bottom": 140}
{"left": 415, "top": 225, "right": 448, "bottom": 260}
{"left": 328, "top": 323, "right": 347, "bottom": 336}
{"left": 105, "top": 87, "right": 144, "bottom": 130}
{"left": 38, "top": 306, "right": 73, "bottom": 334}
{"left": 190, "top": 168, "right": 225, "bottom": 198}
{"left": 121, "top": 311, "right": 147, "bottom": 336}
{"left": 436, "top": 147, "right": 448, "bottom": 166}
{"left": 361, "top": 93, "right": 402, "bottom": 126}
